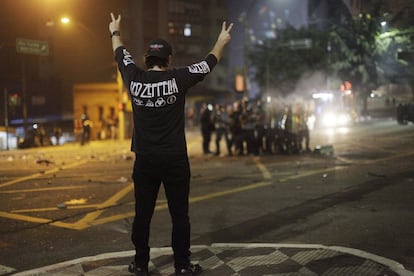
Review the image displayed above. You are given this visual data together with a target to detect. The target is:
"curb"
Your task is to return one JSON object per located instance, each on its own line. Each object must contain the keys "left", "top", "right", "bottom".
{"left": 13, "top": 243, "right": 414, "bottom": 276}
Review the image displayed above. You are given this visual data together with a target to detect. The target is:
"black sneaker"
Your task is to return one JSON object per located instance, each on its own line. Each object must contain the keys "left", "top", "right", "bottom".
{"left": 128, "top": 262, "right": 149, "bottom": 276}
{"left": 175, "top": 263, "right": 202, "bottom": 275}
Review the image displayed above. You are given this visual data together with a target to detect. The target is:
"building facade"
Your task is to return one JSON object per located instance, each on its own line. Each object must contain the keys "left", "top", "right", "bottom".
{"left": 122, "top": 0, "right": 229, "bottom": 93}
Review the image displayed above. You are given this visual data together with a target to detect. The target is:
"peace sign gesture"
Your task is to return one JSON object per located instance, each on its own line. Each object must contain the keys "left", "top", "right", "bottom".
{"left": 209, "top": 21, "right": 234, "bottom": 60}
{"left": 109, "top": 13, "right": 124, "bottom": 51}
{"left": 217, "top": 21, "right": 234, "bottom": 46}
{"left": 109, "top": 12, "right": 121, "bottom": 34}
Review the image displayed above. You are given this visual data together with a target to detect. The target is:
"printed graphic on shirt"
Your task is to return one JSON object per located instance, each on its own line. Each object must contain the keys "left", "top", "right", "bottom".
{"left": 129, "top": 78, "right": 179, "bottom": 108}
{"left": 133, "top": 98, "right": 145, "bottom": 106}
{"left": 188, "top": 61, "right": 210, "bottom": 74}
{"left": 167, "top": 95, "right": 177, "bottom": 104}
{"left": 122, "top": 49, "right": 135, "bottom": 66}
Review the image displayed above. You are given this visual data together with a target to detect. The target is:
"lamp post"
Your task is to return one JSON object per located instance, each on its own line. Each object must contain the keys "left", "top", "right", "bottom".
{"left": 238, "top": 3, "right": 255, "bottom": 98}
{"left": 238, "top": 0, "right": 270, "bottom": 99}
{"left": 16, "top": 37, "right": 49, "bottom": 135}
{"left": 58, "top": 16, "right": 99, "bottom": 40}
{"left": 3, "top": 88, "right": 9, "bottom": 150}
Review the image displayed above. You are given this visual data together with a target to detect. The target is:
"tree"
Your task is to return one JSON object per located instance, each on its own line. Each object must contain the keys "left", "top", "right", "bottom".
{"left": 392, "top": 28, "right": 414, "bottom": 102}
{"left": 376, "top": 28, "right": 414, "bottom": 87}
{"left": 248, "top": 0, "right": 414, "bottom": 108}
{"left": 249, "top": 26, "right": 329, "bottom": 97}
{"left": 328, "top": 0, "right": 414, "bottom": 114}
{"left": 328, "top": 10, "right": 382, "bottom": 115}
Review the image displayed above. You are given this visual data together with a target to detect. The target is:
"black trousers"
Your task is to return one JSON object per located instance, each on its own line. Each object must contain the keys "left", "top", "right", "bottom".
{"left": 131, "top": 153, "right": 191, "bottom": 270}
{"left": 201, "top": 127, "right": 212, "bottom": 154}
{"left": 215, "top": 128, "right": 232, "bottom": 155}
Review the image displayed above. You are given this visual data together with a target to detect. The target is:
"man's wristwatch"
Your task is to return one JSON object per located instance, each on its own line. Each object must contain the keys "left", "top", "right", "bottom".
{"left": 111, "top": 30, "right": 120, "bottom": 38}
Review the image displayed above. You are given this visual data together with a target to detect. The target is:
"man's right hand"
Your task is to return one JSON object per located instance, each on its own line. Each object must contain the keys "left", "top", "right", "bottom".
{"left": 109, "top": 13, "right": 123, "bottom": 52}
{"left": 109, "top": 13, "right": 121, "bottom": 34}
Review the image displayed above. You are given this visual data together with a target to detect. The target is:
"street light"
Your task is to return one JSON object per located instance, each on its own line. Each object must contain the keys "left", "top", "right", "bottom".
{"left": 3, "top": 88, "right": 9, "bottom": 150}
{"left": 44, "top": 16, "right": 71, "bottom": 28}
{"left": 184, "top": 24, "right": 192, "bottom": 37}
{"left": 60, "top": 17, "right": 71, "bottom": 25}
{"left": 238, "top": 0, "right": 279, "bottom": 99}
{"left": 238, "top": 2, "right": 258, "bottom": 97}
{"left": 55, "top": 16, "right": 97, "bottom": 38}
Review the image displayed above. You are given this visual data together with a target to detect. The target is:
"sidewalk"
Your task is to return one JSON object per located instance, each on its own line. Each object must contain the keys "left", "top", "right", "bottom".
{"left": 10, "top": 243, "right": 414, "bottom": 276}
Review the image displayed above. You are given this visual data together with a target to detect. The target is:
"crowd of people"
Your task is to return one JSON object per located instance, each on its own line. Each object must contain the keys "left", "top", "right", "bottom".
{"left": 199, "top": 98, "right": 312, "bottom": 157}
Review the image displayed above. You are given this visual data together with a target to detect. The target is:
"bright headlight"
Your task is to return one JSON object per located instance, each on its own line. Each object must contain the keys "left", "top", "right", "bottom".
{"left": 322, "top": 113, "right": 336, "bottom": 127}
{"left": 321, "top": 112, "right": 351, "bottom": 127}
{"left": 338, "top": 113, "right": 350, "bottom": 125}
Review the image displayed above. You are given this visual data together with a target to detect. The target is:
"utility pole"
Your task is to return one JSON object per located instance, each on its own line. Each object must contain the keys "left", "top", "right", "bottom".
{"left": 21, "top": 56, "right": 28, "bottom": 134}
{"left": 16, "top": 38, "right": 49, "bottom": 134}
{"left": 238, "top": 0, "right": 261, "bottom": 99}
{"left": 4, "top": 88, "right": 9, "bottom": 150}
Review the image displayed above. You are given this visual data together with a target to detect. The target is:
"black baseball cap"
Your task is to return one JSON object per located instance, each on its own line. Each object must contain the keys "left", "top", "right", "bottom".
{"left": 145, "top": 38, "right": 172, "bottom": 59}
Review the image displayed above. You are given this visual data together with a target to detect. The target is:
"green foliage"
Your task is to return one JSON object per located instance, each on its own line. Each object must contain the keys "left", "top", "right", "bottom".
{"left": 249, "top": 26, "right": 329, "bottom": 96}
{"left": 248, "top": 0, "right": 414, "bottom": 106}
{"left": 329, "top": 7, "right": 413, "bottom": 108}
{"left": 376, "top": 28, "right": 413, "bottom": 84}
{"left": 328, "top": 11, "right": 382, "bottom": 93}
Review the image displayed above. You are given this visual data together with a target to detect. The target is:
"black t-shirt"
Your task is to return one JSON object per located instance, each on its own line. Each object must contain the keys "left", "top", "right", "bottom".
{"left": 114, "top": 46, "right": 218, "bottom": 155}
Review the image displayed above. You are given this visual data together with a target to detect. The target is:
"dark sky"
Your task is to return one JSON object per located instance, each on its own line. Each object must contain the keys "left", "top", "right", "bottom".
{"left": 2, "top": 0, "right": 311, "bottom": 87}
{"left": 1, "top": 0, "right": 349, "bottom": 99}
{"left": 0, "top": 0, "right": 126, "bottom": 84}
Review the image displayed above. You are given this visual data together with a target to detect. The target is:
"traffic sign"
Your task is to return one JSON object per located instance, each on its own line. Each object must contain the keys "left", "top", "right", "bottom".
{"left": 16, "top": 38, "right": 49, "bottom": 56}
{"left": 288, "top": 38, "right": 312, "bottom": 49}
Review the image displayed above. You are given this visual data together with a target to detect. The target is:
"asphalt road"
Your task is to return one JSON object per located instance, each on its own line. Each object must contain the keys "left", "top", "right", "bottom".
{"left": 0, "top": 118, "right": 413, "bottom": 274}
